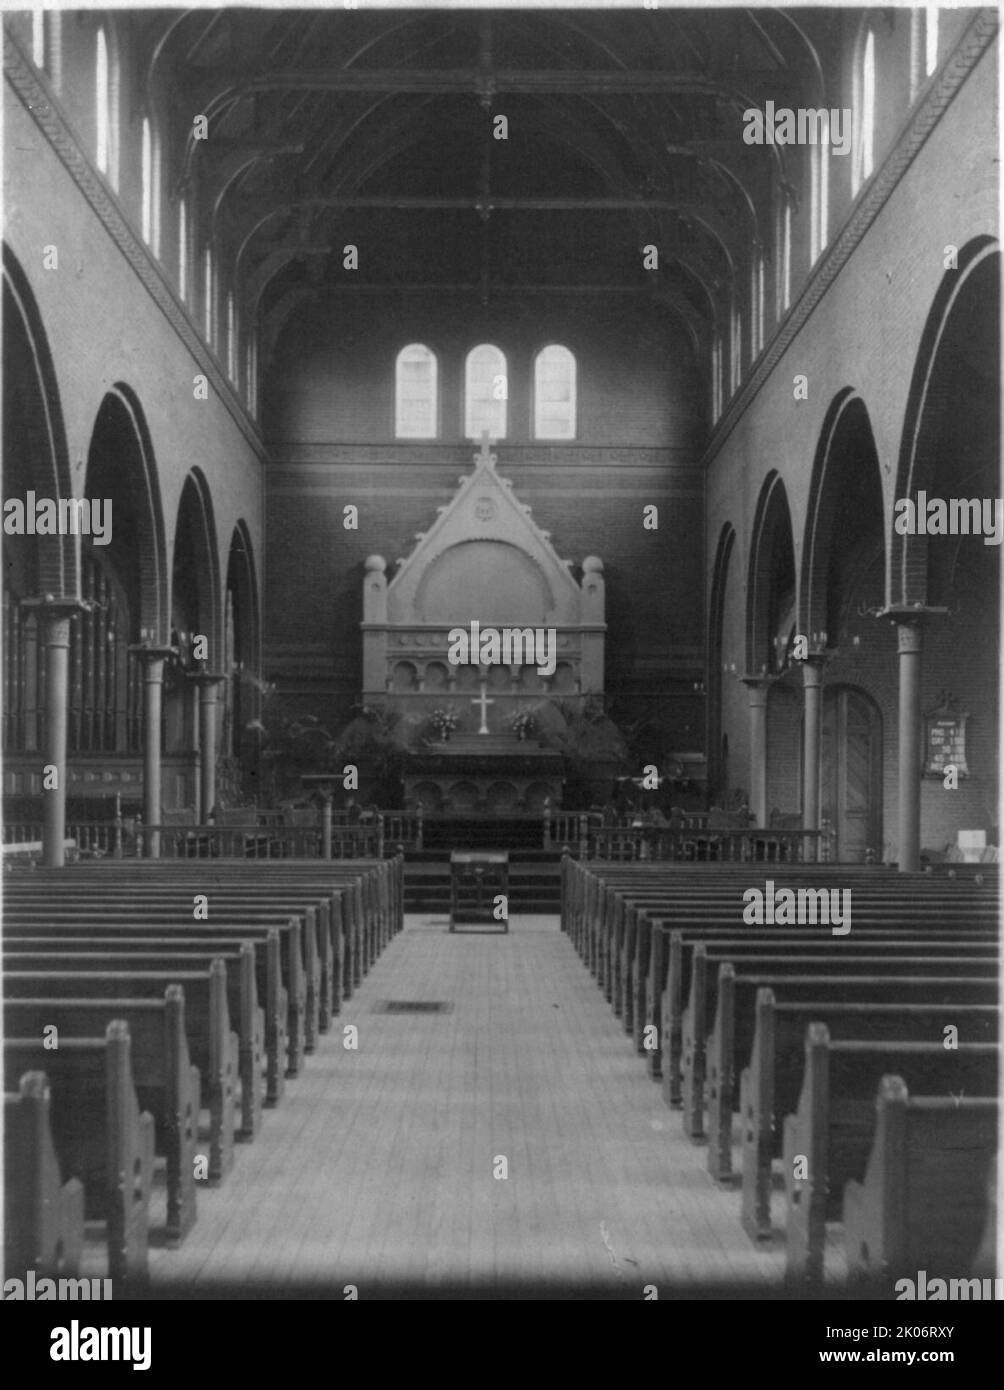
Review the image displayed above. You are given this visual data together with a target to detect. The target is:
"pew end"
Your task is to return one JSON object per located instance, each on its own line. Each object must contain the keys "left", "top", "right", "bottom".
{"left": 843, "top": 1075, "right": 1000, "bottom": 1292}
{"left": 4, "top": 1071, "right": 86, "bottom": 1280}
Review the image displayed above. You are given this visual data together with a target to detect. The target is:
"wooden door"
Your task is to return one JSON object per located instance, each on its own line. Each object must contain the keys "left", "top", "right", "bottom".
{"left": 820, "top": 686, "right": 882, "bottom": 862}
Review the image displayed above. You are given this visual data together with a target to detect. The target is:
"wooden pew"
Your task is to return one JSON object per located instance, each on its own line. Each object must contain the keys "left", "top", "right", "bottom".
{"left": 20, "top": 855, "right": 401, "bottom": 991}
{"left": 3, "top": 925, "right": 287, "bottom": 1109}
{"left": 4, "top": 904, "right": 305, "bottom": 1082}
{"left": 5, "top": 898, "right": 317, "bottom": 1062}
{"left": 610, "top": 885, "right": 998, "bottom": 1011}
{"left": 4, "top": 1071, "right": 85, "bottom": 1279}
{"left": 4, "top": 989, "right": 199, "bottom": 1242}
{"left": 843, "top": 1076, "right": 999, "bottom": 1291}
{"left": 2, "top": 1023, "right": 155, "bottom": 1287}
{"left": 5, "top": 963, "right": 237, "bottom": 1182}
{"left": 32, "top": 878, "right": 348, "bottom": 1022}
{"left": 680, "top": 948, "right": 997, "bottom": 1139}
{"left": 738, "top": 991, "right": 999, "bottom": 1241}
{"left": 569, "top": 864, "right": 998, "bottom": 980}
{"left": 6, "top": 860, "right": 393, "bottom": 1032}
{"left": 4, "top": 943, "right": 264, "bottom": 1141}
{"left": 782, "top": 1026, "right": 998, "bottom": 1285}
{"left": 645, "top": 927, "right": 996, "bottom": 1090}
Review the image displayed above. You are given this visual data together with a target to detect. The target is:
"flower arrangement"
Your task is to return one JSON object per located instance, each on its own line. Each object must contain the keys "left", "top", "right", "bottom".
{"left": 429, "top": 707, "right": 459, "bottom": 739}
{"left": 510, "top": 710, "right": 537, "bottom": 740}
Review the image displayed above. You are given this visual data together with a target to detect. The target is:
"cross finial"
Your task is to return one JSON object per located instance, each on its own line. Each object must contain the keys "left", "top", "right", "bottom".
{"left": 475, "top": 430, "right": 497, "bottom": 470}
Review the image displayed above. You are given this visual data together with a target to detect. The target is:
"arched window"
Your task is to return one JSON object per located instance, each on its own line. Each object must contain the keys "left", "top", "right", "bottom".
{"left": 465, "top": 344, "right": 507, "bottom": 441}
{"left": 95, "top": 26, "right": 110, "bottom": 175}
{"left": 178, "top": 198, "right": 188, "bottom": 302}
{"left": 227, "top": 292, "right": 237, "bottom": 381}
{"left": 810, "top": 142, "right": 829, "bottom": 264}
{"left": 854, "top": 27, "right": 876, "bottom": 195}
{"left": 203, "top": 245, "right": 214, "bottom": 344}
{"left": 245, "top": 335, "right": 258, "bottom": 413}
{"left": 926, "top": 5, "right": 940, "bottom": 76}
{"left": 778, "top": 196, "right": 792, "bottom": 315}
{"left": 711, "top": 334, "right": 722, "bottom": 423}
{"left": 31, "top": 5, "right": 45, "bottom": 68}
{"left": 395, "top": 343, "right": 438, "bottom": 438}
{"left": 141, "top": 116, "right": 160, "bottom": 253}
{"left": 533, "top": 345, "right": 576, "bottom": 439}
{"left": 749, "top": 255, "right": 765, "bottom": 358}
{"left": 730, "top": 301, "right": 742, "bottom": 393}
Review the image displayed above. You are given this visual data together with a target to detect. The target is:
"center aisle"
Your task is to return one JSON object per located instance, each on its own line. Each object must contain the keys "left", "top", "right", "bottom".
{"left": 149, "top": 913, "right": 783, "bottom": 1297}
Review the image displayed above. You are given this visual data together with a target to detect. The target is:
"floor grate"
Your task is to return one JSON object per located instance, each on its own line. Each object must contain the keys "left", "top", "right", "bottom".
{"left": 371, "top": 1000, "right": 454, "bottom": 1015}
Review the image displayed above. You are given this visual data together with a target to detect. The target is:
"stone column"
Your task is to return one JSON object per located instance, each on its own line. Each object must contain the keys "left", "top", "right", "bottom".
{"left": 24, "top": 597, "right": 86, "bottom": 868}
{"left": 190, "top": 670, "right": 226, "bottom": 823}
{"left": 740, "top": 675, "right": 775, "bottom": 828}
{"left": 129, "top": 643, "right": 176, "bottom": 858}
{"left": 884, "top": 608, "right": 943, "bottom": 872}
{"left": 801, "top": 657, "right": 826, "bottom": 859}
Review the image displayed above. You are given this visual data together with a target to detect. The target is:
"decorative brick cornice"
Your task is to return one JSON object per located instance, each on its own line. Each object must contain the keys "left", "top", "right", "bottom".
{"left": 702, "top": 7, "right": 999, "bottom": 466}
{"left": 3, "top": 30, "right": 267, "bottom": 463}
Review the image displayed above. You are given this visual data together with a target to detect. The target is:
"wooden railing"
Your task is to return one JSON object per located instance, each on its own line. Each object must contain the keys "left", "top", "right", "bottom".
{"left": 136, "top": 821, "right": 382, "bottom": 860}
{"left": 2, "top": 819, "right": 124, "bottom": 858}
{"left": 4, "top": 803, "right": 829, "bottom": 864}
{"left": 589, "top": 826, "right": 829, "bottom": 863}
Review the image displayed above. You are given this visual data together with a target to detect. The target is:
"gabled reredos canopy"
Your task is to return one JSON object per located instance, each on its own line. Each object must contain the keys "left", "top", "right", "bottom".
{"left": 362, "top": 440, "right": 605, "bottom": 696}
{"left": 389, "top": 439, "right": 600, "bottom": 627}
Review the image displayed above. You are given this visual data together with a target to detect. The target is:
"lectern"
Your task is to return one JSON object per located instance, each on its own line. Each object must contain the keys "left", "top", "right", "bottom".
{"left": 449, "top": 850, "right": 509, "bottom": 932}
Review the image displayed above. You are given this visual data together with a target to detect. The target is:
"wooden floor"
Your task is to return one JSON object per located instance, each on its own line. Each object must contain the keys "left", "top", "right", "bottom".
{"left": 148, "top": 913, "right": 784, "bottom": 1297}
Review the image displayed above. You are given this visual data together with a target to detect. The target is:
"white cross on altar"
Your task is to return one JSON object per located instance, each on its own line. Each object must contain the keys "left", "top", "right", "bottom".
{"left": 475, "top": 430, "right": 497, "bottom": 470}
{"left": 471, "top": 684, "right": 495, "bottom": 735}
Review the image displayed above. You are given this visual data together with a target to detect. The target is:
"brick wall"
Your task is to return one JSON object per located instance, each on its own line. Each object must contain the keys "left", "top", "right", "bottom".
{"left": 705, "top": 36, "right": 999, "bottom": 860}
{"left": 264, "top": 292, "right": 707, "bottom": 753}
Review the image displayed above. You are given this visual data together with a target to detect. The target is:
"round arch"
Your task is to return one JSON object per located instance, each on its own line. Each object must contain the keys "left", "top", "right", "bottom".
{"left": 707, "top": 522, "right": 736, "bottom": 803}
{"left": 85, "top": 384, "right": 169, "bottom": 642}
{"left": 172, "top": 468, "right": 222, "bottom": 659}
{"left": 223, "top": 521, "right": 262, "bottom": 772}
{"left": 801, "top": 389, "right": 884, "bottom": 643}
{"left": 892, "top": 237, "right": 1000, "bottom": 607}
{"left": 2, "top": 244, "right": 73, "bottom": 598}
{"left": 747, "top": 471, "right": 796, "bottom": 674}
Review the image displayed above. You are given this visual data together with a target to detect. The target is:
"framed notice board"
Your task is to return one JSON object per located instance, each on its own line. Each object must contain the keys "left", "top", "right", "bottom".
{"left": 923, "top": 701, "right": 969, "bottom": 778}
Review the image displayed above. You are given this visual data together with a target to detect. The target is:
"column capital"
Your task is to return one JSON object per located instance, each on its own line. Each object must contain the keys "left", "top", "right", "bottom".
{"left": 881, "top": 604, "right": 949, "bottom": 627}
{"left": 739, "top": 671, "right": 780, "bottom": 688}
{"left": 799, "top": 655, "right": 827, "bottom": 687}
{"left": 128, "top": 642, "right": 177, "bottom": 665}
{"left": 301, "top": 774, "right": 336, "bottom": 800}
{"left": 188, "top": 668, "right": 228, "bottom": 688}
{"left": 739, "top": 672, "right": 778, "bottom": 707}
{"left": 20, "top": 594, "right": 89, "bottom": 620}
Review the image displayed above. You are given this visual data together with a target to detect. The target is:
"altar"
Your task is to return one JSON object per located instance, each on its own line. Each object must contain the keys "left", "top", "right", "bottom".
{"left": 360, "top": 436, "right": 606, "bottom": 813}
{"left": 404, "top": 733, "right": 565, "bottom": 813}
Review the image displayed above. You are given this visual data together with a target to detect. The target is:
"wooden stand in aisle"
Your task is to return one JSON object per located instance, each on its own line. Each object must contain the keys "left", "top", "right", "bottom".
{"left": 449, "top": 851, "right": 509, "bottom": 933}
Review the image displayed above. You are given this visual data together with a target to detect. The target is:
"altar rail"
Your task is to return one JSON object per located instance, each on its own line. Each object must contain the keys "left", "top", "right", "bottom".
{"left": 3, "top": 820, "right": 123, "bottom": 858}
{"left": 3, "top": 808, "right": 828, "bottom": 863}
{"left": 589, "top": 826, "right": 830, "bottom": 864}
{"left": 135, "top": 820, "right": 382, "bottom": 860}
